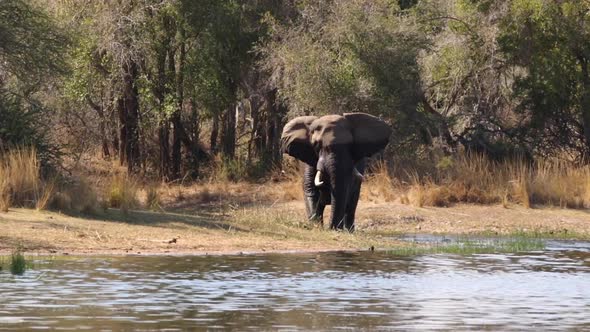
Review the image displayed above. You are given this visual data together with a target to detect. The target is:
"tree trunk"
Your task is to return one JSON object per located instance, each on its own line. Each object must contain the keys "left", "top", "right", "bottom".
{"left": 171, "top": 36, "right": 187, "bottom": 180}
{"left": 158, "top": 124, "right": 170, "bottom": 180}
{"left": 265, "top": 89, "right": 287, "bottom": 165}
{"left": 210, "top": 113, "right": 219, "bottom": 154}
{"left": 187, "top": 98, "right": 200, "bottom": 177}
{"left": 252, "top": 95, "right": 267, "bottom": 159}
{"left": 110, "top": 105, "right": 119, "bottom": 157}
{"left": 154, "top": 14, "right": 174, "bottom": 180}
{"left": 121, "top": 60, "right": 141, "bottom": 173}
{"left": 220, "top": 105, "right": 236, "bottom": 158}
{"left": 579, "top": 55, "right": 590, "bottom": 157}
{"left": 85, "top": 95, "right": 110, "bottom": 158}
{"left": 117, "top": 97, "right": 126, "bottom": 166}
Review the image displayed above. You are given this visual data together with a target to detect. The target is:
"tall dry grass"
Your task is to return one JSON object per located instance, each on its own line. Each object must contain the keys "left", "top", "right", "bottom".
{"left": 0, "top": 148, "right": 101, "bottom": 213}
{"left": 0, "top": 148, "right": 52, "bottom": 210}
{"left": 394, "top": 153, "right": 590, "bottom": 208}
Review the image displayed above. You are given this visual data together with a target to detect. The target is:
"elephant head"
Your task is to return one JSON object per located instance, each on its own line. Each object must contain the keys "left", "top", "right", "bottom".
{"left": 281, "top": 113, "right": 391, "bottom": 231}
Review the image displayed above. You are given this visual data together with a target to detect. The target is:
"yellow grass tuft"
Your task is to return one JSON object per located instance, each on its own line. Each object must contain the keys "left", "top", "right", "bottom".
{"left": 1, "top": 148, "right": 41, "bottom": 208}
{"left": 0, "top": 147, "right": 50, "bottom": 210}
{"left": 35, "top": 179, "right": 56, "bottom": 211}
{"left": 106, "top": 174, "right": 138, "bottom": 213}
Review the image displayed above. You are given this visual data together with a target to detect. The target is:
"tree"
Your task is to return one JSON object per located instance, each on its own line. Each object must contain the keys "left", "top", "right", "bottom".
{"left": 500, "top": 0, "right": 590, "bottom": 159}
{"left": 0, "top": 0, "right": 67, "bottom": 163}
{"left": 416, "top": 0, "right": 527, "bottom": 159}
{"left": 260, "top": 0, "right": 429, "bottom": 154}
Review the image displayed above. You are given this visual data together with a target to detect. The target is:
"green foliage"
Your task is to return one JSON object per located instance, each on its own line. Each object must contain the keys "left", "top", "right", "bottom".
{"left": 499, "top": 0, "right": 590, "bottom": 156}
{"left": 216, "top": 154, "right": 275, "bottom": 182}
{"left": 262, "top": 0, "right": 426, "bottom": 118}
{"left": 0, "top": 0, "right": 65, "bottom": 165}
{"left": 0, "top": 92, "right": 57, "bottom": 163}
{"left": 0, "top": 0, "right": 68, "bottom": 87}
{"left": 7, "top": 0, "right": 590, "bottom": 180}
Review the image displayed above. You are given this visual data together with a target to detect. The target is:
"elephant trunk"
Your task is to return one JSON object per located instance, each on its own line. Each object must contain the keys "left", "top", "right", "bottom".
{"left": 314, "top": 171, "right": 324, "bottom": 186}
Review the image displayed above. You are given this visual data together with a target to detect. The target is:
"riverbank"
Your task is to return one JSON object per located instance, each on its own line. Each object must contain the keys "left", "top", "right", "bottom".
{"left": 1, "top": 199, "right": 589, "bottom": 256}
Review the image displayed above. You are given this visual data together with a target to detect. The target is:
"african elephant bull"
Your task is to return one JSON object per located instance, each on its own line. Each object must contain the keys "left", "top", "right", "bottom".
{"left": 281, "top": 113, "right": 391, "bottom": 232}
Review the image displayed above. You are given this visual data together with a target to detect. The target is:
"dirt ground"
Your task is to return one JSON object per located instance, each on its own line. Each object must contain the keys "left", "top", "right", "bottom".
{"left": 1, "top": 197, "right": 589, "bottom": 256}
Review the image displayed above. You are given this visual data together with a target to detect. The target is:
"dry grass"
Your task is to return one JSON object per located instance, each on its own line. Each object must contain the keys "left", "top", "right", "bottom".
{"left": 180, "top": 154, "right": 590, "bottom": 210}
{"left": 381, "top": 153, "right": 590, "bottom": 209}
{"left": 0, "top": 148, "right": 47, "bottom": 210}
{"left": 0, "top": 165, "right": 10, "bottom": 212}
{"left": 267, "top": 161, "right": 304, "bottom": 202}
{"left": 50, "top": 178, "right": 99, "bottom": 213}
{"left": 106, "top": 174, "right": 139, "bottom": 213}
{"left": 361, "top": 160, "right": 398, "bottom": 203}
{"left": 0, "top": 148, "right": 102, "bottom": 213}
{"left": 145, "top": 185, "right": 161, "bottom": 211}
{"left": 154, "top": 161, "right": 304, "bottom": 209}
{"left": 525, "top": 159, "right": 590, "bottom": 208}
{"left": 35, "top": 178, "right": 56, "bottom": 210}
{"left": 4, "top": 147, "right": 588, "bottom": 216}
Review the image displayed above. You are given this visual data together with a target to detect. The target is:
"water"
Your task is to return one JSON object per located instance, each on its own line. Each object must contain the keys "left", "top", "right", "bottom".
{"left": 1, "top": 241, "right": 590, "bottom": 331}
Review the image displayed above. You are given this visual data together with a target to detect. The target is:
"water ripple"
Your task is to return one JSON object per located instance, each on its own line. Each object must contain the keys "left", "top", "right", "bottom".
{"left": 1, "top": 246, "right": 589, "bottom": 331}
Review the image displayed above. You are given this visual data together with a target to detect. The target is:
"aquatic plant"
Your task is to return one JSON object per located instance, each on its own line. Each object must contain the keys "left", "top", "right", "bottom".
{"left": 389, "top": 237, "right": 545, "bottom": 256}
{"left": 9, "top": 250, "right": 27, "bottom": 275}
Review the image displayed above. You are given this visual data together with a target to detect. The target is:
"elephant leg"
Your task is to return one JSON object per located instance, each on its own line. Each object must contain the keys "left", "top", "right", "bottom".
{"left": 344, "top": 179, "right": 361, "bottom": 232}
{"left": 344, "top": 159, "right": 366, "bottom": 232}
{"left": 304, "top": 194, "right": 326, "bottom": 224}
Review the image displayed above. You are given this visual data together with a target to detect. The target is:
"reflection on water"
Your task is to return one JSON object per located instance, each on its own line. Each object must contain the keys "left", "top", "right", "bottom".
{"left": 1, "top": 242, "right": 590, "bottom": 331}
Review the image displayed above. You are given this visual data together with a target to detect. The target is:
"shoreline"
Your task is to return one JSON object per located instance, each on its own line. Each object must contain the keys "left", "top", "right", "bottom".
{"left": 0, "top": 248, "right": 370, "bottom": 257}
{"left": 1, "top": 201, "right": 589, "bottom": 257}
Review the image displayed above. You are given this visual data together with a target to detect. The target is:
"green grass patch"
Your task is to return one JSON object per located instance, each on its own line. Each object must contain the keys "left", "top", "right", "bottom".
{"left": 475, "top": 228, "right": 590, "bottom": 241}
{"left": 10, "top": 251, "right": 27, "bottom": 275}
{"left": 0, "top": 250, "right": 30, "bottom": 275}
{"left": 389, "top": 237, "right": 545, "bottom": 256}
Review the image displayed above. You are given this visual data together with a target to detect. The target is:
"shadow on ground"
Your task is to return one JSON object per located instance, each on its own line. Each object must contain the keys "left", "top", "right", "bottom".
{"left": 64, "top": 204, "right": 251, "bottom": 233}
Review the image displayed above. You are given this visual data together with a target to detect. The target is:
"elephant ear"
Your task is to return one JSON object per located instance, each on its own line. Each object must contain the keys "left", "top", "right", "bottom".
{"left": 281, "top": 115, "right": 318, "bottom": 166}
{"left": 344, "top": 113, "right": 392, "bottom": 161}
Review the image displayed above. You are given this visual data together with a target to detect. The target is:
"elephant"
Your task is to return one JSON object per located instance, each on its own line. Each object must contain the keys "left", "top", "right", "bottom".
{"left": 281, "top": 113, "right": 391, "bottom": 232}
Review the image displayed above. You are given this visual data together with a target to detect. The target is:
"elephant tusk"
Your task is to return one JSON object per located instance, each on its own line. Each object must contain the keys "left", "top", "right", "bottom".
{"left": 353, "top": 167, "right": 363, "bottom": 181}
{"left": 314, "top": 171, "right": 324, "bottom": 186}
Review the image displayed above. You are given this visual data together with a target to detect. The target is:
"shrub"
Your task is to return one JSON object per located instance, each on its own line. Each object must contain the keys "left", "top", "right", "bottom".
{"left": 106, "top": 174, "right": 138, "bottom": 213}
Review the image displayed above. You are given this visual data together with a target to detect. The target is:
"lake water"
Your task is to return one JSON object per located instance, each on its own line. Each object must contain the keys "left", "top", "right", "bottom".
{"left": 1, "top": 239, "right": 590, "bottom": 331}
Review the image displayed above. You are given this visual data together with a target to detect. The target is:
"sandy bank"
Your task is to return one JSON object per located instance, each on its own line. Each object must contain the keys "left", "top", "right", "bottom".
{"left": 1, "top": 201, "right": 589, "bottom": 256}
